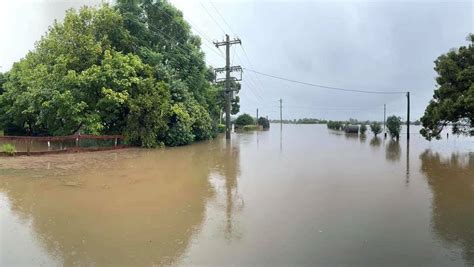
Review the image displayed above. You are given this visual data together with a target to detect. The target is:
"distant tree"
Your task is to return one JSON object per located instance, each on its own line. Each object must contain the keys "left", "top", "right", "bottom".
{"left": 370, "top": 122, "right": 382, "bottom": 136}
{"left": 386, "top": 116, "right": 402, "bottom": 139}
{"left": 257, "top": 117, "right": 270, "bottom": 129}
{"left": 420, "top": 34, "right": 474, "bottom": 140}
{"left": 359, "top": 124, "right": 367, "bottom": 134}
{"left": 235, "top": 113, "right": 254, "bottom": 127}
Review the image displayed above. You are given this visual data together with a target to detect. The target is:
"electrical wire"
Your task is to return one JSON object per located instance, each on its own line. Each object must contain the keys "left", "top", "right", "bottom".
{"left": 244, "top": 68, "right": 407, "bottom": 95}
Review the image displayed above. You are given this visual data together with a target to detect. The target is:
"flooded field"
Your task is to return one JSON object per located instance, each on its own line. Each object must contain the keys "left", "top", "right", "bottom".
{"left": 0, "top": 124, "right": 473, "bottom": 266}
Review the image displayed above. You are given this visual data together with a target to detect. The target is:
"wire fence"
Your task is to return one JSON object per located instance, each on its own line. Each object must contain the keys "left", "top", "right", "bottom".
{"left": 0, "top": 135, "right": 126, "bottom": 156}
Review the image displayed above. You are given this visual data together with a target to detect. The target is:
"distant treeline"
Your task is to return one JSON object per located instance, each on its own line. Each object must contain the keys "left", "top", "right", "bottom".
{"left": 269, "top": 118, "right": 421, "bottom": 125}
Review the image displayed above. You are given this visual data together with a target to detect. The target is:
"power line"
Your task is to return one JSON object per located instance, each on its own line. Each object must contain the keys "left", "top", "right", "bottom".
{"left": 199, "top": 2, "right": 227, "bottom": 35}
{"left": 208, "top": 0, "right": 237, "bottom": 36}
{"left": 244, "top": 68, "right": 407, "bottom": 95}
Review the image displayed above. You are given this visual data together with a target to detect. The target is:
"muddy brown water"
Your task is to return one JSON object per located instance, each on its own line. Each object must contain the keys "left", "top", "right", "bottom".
{"left": 0, "top": 124, "right": 473, "bottom": 266}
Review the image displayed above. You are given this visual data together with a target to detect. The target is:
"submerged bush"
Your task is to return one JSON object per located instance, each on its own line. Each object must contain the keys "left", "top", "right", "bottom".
{"left": 387, "top": 115, "right": 402, "bottom": 139}
{"left": 257, "top": 117, "right": 270, "bottom": 129}
{"left": 1, "top": 143, "right": 16, "bottom": 156}
{"left": 359, "top": 124, "right": 367, "bottom": 134}
{"left": 370, "top": 122, "right": 382, "bottom": 136}
{"left": 217, "top": 124, "right": 226, "bottom": 133}
{"left": 235, "top": 113, "right": 254, "bottom": 127}
{"left": 327, "top": 121, "right": 344, "bottom": 130}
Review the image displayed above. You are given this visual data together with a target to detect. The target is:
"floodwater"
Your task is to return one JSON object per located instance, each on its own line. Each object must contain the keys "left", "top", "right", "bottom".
{"left": 0, "top": 124, "right": 473, "bottom": 266}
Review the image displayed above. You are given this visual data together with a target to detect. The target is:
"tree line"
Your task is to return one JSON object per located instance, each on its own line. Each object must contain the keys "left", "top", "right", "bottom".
{"left": 0, "top": 1, "right": 238, "bottom": 147}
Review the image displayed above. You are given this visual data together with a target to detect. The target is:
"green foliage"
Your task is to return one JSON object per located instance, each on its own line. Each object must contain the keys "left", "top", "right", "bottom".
{"left": 359, "top": 124, "right": 367, "bottom": 134}
{"left": 217, "top": 124, "right": 226, "bottom": 133}
{"left": 420, "top": 34, "right": 474, "bottom": 140}
{"left": 235, "top": 113, "right": 254, "bottom": 127}
{"left": 327, "top": 121, "right": 344, "bottom": 130}
{"left": 370, "top": 122, "right": 382, "bottom": 136}
{"left": 0, "top": 3, "right": 222, "bottom": 147}
{"left": 1, "top": 144, "right": 16, "bottom": 156}
{"left": 257, "top": 117, "right": 270, "bottom": 129}
{"left": 386, "top": 115, "right": 402, "bottom": 139}
{"left": 165, "top": 104, "right": 194, "bottom": 146}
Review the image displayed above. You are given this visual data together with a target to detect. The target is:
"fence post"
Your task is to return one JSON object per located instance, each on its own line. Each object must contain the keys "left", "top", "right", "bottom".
{"left": 76, "top": 135, "right": 79, "bottom": 148}
{"left": 114, "top": 138, "right": 117, "bottom": 147}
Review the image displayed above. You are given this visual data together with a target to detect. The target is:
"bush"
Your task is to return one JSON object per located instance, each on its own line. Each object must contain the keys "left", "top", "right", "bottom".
{"left": 386, "top": 115, "right": 402, "bottom": 139}
{"left": 359, "top": 124, "right": 367, "bottom": 134}
{"left": 370, "top": 122, "right": 382, "bottom": 136}
{"left": 2, "top": 143, "right": 16, "bottom": 156}
{"left": 243, "top": 125, "right": 258, "bottom": 131}
{"left": 257, "top": 117, "right": 270, "bottom": 129}
{"left": 327, "top": 120, "right": 344, "bottom": 130}
{"left": 235, "top": 113, "right": 254, "bottom": 127}
{"left": 164, "top": 104, "right": 194, "bottom": 146}
{"left": 217, "top": 124, "right": 226, "bottom": 133}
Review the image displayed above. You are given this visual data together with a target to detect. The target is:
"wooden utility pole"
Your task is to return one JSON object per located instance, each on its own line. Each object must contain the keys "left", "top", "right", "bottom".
{"left": 279, "top": 98, "right": 283, "bottom": 127}
{"left": 383, "top": 104, "right": 386, "bottom": 135}
{"left": 256, "top": 108, "right": 259, "bottom": 125}
{"left": 406, "top": 91, "right": 410, "bottom": 140}
{"left": 214, "top": 35, "right": 242, "bottom": 140}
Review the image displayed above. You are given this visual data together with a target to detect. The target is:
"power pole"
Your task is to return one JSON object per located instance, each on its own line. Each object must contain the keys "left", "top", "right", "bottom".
{"left": 214, "top": 35, "right": 242, "bottom": 140}
{"left": 279, "top": 98, "right": 283, "bottom": 127}
{"left": 256, "top": 108, "right": 259, "bottom": 124}
{"left": 383, "top": 104, "right": 386, "bottom": 134}
{"left": 406, "top": 91, "right": 410, "bottom": 140}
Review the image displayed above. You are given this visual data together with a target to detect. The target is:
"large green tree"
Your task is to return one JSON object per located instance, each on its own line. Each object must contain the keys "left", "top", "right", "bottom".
{"left": 0, "top": 2, "right": 225, "bottom": 147}
{"left": 421, "top": 34, "right": 474, "bottom": 140}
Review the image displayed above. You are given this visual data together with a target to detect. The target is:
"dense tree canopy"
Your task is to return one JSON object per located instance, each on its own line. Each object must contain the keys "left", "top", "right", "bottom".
{"left": 386, "top": 115, "right": 402, "bottom": 139}
{"left": 421, "top": 34, "right": 474, "bottom": 140}
{"left": 0, "top": 1, "right": 233, "bottom": 147}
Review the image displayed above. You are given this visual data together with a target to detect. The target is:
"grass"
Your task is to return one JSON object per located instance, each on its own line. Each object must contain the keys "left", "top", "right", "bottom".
{"left": 1, "top": 143, "right": 16, "bottom": 156}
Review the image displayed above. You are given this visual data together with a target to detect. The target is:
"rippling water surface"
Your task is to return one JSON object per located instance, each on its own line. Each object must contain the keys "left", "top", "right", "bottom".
{"left": 0, "top": 124, "right": 473, "bottom": 266}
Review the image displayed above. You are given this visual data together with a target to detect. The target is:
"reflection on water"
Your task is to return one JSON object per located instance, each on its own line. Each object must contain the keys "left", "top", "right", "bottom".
{"left": 370, "top": 136, "right": 381, "bottom": 147}
{"left": 420, "top": 151, "right": 474, "bottom": 265}
{"left": 385, "top": 139, "right": 401, "bottom": 162}
{"left": 0, "top": 124, "right": 473, "bottom": 266}
{"left": 0, "top": 139, "right": 240, "bottom": 266}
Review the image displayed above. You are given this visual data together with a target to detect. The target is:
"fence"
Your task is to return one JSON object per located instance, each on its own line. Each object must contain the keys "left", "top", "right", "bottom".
{"left": 0, "top": 134, "right": 126, "bottom": 156}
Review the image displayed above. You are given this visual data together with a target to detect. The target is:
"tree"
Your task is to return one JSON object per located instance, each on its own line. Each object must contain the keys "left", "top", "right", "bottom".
{"left": 386, "top": 116, "right": 402, "bottom": 139}
{"left": 359, "top": 124, "right": 367, "bottom": 134}
{"left": 257, "top": 117, "right": 270, "bottom": 129}
{"left": 0, "top": 3, "right": 222, "bottom": 147}
{"left": 420, "top": 34, "right": 474, "bottom": 140}
{"left": 235, "top": 113, "right": 254, "bottom": 127}
{"left": 370, "top": 122, "right": 382, "bottom": 136}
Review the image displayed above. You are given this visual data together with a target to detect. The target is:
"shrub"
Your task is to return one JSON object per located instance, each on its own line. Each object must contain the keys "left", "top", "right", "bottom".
{"left": 217, "top": 124, "right": 226, "bottom": 133}
{"left": 235, "top": 113, "right": 254, "bottom": 127}
{"left": 327, "top": 121, "right": 344, "bottom": 130}
{"left": 164, "top": 104, "right": 194, "bottom": 146}
{"left": 257, "top": 117, "right": 270, "bottom": 129}
{"left": 370, "top": 122, "right": 382, "bottom": 136}
{"left": 359, "top": 124, "right": 367, "bottom": 134}
{"left": 2, "top": 143, "right": 16, "bottom": 156}
{"left": 386, "top": 115, "right": 402, "bottom": 139}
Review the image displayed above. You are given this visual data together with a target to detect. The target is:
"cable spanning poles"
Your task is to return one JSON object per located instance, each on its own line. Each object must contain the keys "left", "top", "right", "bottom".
{"left": 244, "top": 68, "right": 406, "bottom": 95}
{"left": 214, "top": 35, "right": 242, "bottom": 140}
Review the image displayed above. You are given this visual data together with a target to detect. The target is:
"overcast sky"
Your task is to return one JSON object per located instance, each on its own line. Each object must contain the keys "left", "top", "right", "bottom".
{"left": 1, "top": 0, "right": 473, "bottom": 120}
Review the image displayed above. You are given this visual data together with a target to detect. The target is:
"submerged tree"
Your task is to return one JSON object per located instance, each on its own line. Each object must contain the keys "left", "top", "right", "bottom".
{"left": 386, "top": 116, "right": 402, "bottom": 139}
{"left": 420, "top": 34, "right": 474, "bottom": 140}
{"left": 359, "top": 124, "right": 367, "bottom": 134}
{"left": 370, "top": 122, "right": 382, "bottom": 136}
